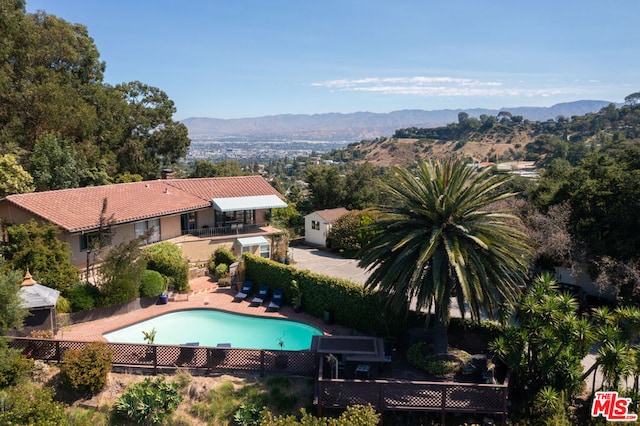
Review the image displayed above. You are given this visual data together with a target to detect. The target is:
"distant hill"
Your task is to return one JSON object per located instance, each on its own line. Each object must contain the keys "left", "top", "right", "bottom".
{"left": 182, "top": 100, "right": 613, "bottom": 141}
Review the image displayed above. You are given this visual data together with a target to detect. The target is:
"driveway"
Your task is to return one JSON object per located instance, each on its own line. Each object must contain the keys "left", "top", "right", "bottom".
{"left": 289, "top": 246, "right": 371, "bottom": 284}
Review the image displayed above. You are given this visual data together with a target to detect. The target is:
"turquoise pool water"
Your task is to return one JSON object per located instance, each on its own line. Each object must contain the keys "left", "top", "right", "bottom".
{"left": 103, "top": 309, "right": 323, "bottom": 350}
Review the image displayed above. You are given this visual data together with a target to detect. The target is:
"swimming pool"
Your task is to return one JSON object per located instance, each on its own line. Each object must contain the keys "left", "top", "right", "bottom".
{"left": 103, "top": 309, "right": 323, "bottom": 351}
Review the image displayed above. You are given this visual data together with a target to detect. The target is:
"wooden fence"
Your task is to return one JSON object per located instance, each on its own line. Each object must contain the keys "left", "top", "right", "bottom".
{"left": 8, "top": 336, "right": 509, "bottom": 422}
{"left": 7, "top": 337, "right": 317, "bottom": 377}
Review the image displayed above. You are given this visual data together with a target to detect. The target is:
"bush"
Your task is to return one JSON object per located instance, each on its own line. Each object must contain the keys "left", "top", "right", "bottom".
{"left": 406, "top": 342, "right": 469, "bottom": 376}
{"left": 259, "top": 404, "right": 379, "bottom": 425}
{"left": 0, "top": 340, "right": 34, "bottom": 387}
{"left": 214, "top": 263, "right": 229, "bottom": 277}
{"left": 114, "top": 377, "right": 183, "bottom": 425}
{"left": 63, "top": 282, "right": 101, "bottom": 312}
{"left": 0, "top": 381, "right": 70, "bottom": 425}
{"left": 215, "top": 246, "right": 237, "bottom": 266}
{"left": 209, "top": 246, "right": 237, "bottom": 273}
{"left": 55, "top": 295, "right": 72, "bottom": 313}
{"left": 61, "top": 342, "right": 113, "bottom": 395}
{"left": 139, "top": 269, "right": 165, "bottom": 297}
{"left": 144, "top": 242, "right": 189, "bottom": 292}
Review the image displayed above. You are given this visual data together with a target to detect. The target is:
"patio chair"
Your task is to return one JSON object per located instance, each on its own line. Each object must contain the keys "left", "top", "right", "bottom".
{"left": 177, "top": 342, "right": 199, "bottom": 365}
{"left": 233, "top": 281, "right": 253, "bottom": 302}
{"left": 250, "top": 284, "right": 269, "bottom": 306}
{"left": 266, "top": 289, "right": 284, "bottom": 312}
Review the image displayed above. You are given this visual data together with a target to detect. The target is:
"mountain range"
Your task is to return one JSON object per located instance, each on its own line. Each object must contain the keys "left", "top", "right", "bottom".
{"left": 181, "top": 100, "right": 613, "bottom": 141}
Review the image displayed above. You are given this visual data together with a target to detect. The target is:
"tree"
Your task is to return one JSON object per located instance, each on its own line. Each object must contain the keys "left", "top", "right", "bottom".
{"left": 2, "top": 220, "right": 78, "bottom": 292}
{"left": 343, "top": 163, "right": 384, "bottom": 210}
{"left": 305, "top": 164, "right": 345, "bottom": 210}
{"left": 625, "top": 91, "right": 640, "bottom": 106}
{"left": 489, "top": 274, "right": 594, "bottom": 409}
{"left": 358, "top": 159, "right": 531, "bottom": 353}
{"left": 29, "top": 132, "right": 80, "bottom": 191}
{"left": 113, "top": 81, "right": 190, "bottom": 178}
{"left": 99, "top": 234, "right": 148, "bottom": 306}
{"left": 0, "top": 154, "right": 34, "bottom": 197}
{"left": 0, "top": 267, "right": 28, "bottom": 334}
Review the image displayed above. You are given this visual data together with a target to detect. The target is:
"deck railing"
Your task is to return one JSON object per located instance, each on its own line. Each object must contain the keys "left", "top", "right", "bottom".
{"left": 182, "top": 223, "right": 267, "bottom": 238}
{"left": 315, "top": 352, "right": 509, "bottom": 420}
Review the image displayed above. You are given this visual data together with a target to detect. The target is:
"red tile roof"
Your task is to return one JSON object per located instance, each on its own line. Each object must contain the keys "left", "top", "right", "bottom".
{"left": 1, "top": 176, "right": 283, "bottom": 233}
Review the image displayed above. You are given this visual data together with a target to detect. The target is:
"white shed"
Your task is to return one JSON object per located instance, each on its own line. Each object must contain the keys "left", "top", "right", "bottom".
{"left": 304, "top": 208, "right": 349, "bottom": 247}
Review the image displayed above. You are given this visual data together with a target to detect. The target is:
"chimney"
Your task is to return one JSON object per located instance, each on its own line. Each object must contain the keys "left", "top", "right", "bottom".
{"left": 160, "top": 168, "right": 175, "bottom": 180}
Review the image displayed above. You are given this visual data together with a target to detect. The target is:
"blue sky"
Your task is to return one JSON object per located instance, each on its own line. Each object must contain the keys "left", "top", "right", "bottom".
{"left": 26, "top": 1, "right": 640, "bottom": 120}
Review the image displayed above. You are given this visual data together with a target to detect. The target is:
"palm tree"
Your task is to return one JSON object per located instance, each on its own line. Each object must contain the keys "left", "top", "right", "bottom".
{"left": 358, "top": 159, "right": 531, "bottom": 353}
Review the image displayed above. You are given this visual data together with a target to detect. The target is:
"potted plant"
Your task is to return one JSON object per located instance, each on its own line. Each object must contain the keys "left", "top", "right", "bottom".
{"left": 275, "top": 337, "right": 288, "bottom": 369}
{"left": 291, "top": 279, "right": 303, "bottom": 313}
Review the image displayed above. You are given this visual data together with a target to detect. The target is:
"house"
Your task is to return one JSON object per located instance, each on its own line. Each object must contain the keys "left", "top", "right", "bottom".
{"left": 0, "top": 176, "right": 288, "bottom": 271}
{"left": 304, "top": 208, "right": 348, "bottom": 248}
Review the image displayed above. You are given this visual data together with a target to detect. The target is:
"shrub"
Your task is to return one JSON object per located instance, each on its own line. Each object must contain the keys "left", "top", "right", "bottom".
{"left": 55, "top": 295, "right": 72, "bottom": 313}
{"left": 61, "top": 342, "right": 113, "bottom": 395}
{"left": 0, "top": 340, "right": 34, "bottom": 387}
{"left": 406, "top": 341, "right": 469, "bottom": 376}
{"left": 209, "top": 246, "right": 237, "bottom": 273}
{"left": 259, "top": 404, "right": 379, "bottom": 425}
{"left": 144, "top": 242, "right": 189, "bottom": 292}
{"left": 139, "top": 269, "right": 165, "bottom": 297}
{"left": 214, "top": 247, "right": 237, "bottom": 267}
{"left": 0, "top": 381, "right": 70, "bottom": 425}
{"left": 63, "top": 282, "right": 101, "bottom": 312}
{"left": 114, "top": 377, "right": 183, "bottom": 425}
{"left": 214, "top": 263, "right": 229, "bottom": 277}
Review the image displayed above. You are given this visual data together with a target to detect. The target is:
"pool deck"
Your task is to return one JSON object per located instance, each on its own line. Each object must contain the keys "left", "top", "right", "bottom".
{"left": 56, "top": 276, "right": 349, "bottom": 342}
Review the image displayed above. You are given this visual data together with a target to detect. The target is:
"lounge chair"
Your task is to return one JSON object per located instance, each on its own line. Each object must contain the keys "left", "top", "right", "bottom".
{"left": 266, "top": 289, "right": 284, "bottom": 312}
{"left": 177, "top": 342, "right": 199, "bottom": 365}
{"left": 233, "top": 281, "right": 253, "bottom": 302}
{"left": 250, "top": 284, "right": 269, "bottom": 306}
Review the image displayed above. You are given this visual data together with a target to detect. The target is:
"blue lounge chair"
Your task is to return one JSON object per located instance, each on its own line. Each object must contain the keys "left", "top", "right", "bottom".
{"left": 233, "top": 281, "right": 253, "bottom": 302}
{"left": 250, "top": 284, "right": 269, "bottom": 306}
{"left": 266, "top": 289, "right": 284, "bottom": 312}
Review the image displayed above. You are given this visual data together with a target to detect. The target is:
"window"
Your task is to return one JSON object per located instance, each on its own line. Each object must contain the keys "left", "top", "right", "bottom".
{"left": 181, "top": 212, "right": 197, "bottom": 231}
{"left": 242, "top": 243, "right": 270, "bottom": 258}
{"left": 311, "top": 220, "right": 320, "bottom": 230}
{"left": 135, "top": 219, "right": 161, "bottom": 244}
{"left": 80, "top": 232, "right": 99, "bottom": 251}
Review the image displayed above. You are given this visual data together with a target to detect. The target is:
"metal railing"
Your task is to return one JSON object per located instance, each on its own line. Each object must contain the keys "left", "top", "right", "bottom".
{"left": 182, "top": 223, "right": 267, "bottom": 238}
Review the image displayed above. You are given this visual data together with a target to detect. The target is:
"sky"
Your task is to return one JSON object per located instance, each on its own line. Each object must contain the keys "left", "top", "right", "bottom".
{"left": 25, "top": 1, "right": 640, "bottom": 120}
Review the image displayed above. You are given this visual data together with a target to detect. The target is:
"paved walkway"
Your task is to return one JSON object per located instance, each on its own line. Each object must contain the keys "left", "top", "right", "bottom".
{"left": 56, "top": 276, "right": 348, "bottom": 342}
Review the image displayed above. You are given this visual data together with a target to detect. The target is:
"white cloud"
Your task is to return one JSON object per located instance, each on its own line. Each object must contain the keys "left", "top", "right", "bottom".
{"left": 311, "top": 76, "right": 576, "bottom": 98}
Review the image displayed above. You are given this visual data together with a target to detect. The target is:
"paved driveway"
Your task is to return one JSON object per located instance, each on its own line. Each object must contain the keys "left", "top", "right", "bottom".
{"left": 289, "top": 246, "right": 371, "bottom": 284}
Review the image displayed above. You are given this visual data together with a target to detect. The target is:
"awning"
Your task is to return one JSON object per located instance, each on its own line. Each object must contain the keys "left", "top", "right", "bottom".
{"left": 211, "top": 195, "right": 287, "bottom": 212}
{"left": 237, "top": 236, "right": 270, "bottom": 247}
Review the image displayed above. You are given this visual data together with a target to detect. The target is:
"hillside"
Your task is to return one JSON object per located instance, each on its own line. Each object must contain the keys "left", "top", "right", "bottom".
{"left": 328, "top": 102, "right": 640, "bottom": 167}
{"left": 182, "top": 100, "right": 612, "bottom": 141}
{"left": 343, "top": 128, "right": 533, "bottom": 167}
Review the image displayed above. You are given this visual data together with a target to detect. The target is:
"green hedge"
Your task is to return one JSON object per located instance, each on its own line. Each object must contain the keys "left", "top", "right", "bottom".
{"left": 242, "top": 253, "right": 403, "bottom": 336}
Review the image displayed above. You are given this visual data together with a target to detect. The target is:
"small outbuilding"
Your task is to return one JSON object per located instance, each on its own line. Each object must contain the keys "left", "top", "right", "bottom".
{"left": 304, "top": 208, "right": 349, "bottom": 248}
{"left": 18, "top": 269, "right": 60, "bottom": 336}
